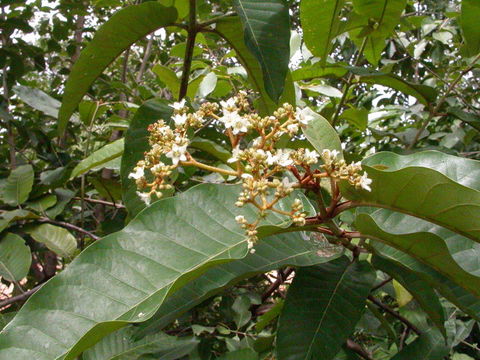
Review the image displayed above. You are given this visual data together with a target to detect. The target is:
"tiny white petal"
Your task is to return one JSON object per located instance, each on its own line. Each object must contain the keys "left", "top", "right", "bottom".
{"left": 241, "top": 173, "right": 253, "bottom": 179}
{"left": 128, "top": 166, "right": 144, "bottom": 180}
{"left": 169, "top": 99, "right": 186, "bottom": 110}
{"left": 172, "top": 113, "right": 188, "bottom": 126}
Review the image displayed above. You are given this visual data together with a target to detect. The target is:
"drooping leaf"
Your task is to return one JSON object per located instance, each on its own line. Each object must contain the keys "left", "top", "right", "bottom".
{"left": 57, "top": 2, "right": 178, "bottom": 134}
{"left": 276, "top": 257, "right": 376, "bottom": 360}
{"left": 0, "top": 233, "right": 31, "bottom": 282}
{"left": 303, "top": 111, "right": 343, "bottom": 158}
{"left": 3, "top": 165, "right": 34, "bottom": 206}
{"left": 25, "top": 224, "right": 77, "bottom": 259}
{"left": 461, "top": 0, "right": 480, "bottom": 56}
{"left": 120, "top": 99, "right": 172, "bottom": 216}
{"left": 300, "top": 0, "right": 345, "bottom": 66}
{"left": 71, "top": 139, "right": 124, "bottom": 179}
{"left": 372, "top": 254, "right": 446, "bottom": 336}
{"left": 0, "top": 210, "right": 38, "bottom": 233}
{"left": 232, "top": 0, "right": 290, "bottom": 102}
{"left": 82, "top": 328, "right": 198, "bottom": 360}
{"left": 390, "top": 328, "right": 448, "bottom": 360}
{"left": 0, "top": 184, "right": 308, "bottom": 360}
{"left": 215, "top": 16, "right": 295, "bottom": 115}
{"left": 135, "top": 231, "right": 340, "bottom": 333}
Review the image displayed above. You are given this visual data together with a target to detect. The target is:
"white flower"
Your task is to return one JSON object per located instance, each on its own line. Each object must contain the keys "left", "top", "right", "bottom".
{"left": 241, "top": 173, "right": 253, "bottom": 179}
{"left": 151, "top": 162, "right": 165, "bottom": 174}
{"left": 220, "top": 97, "right": 237, "bottom": 110}
{"left": 228, "top": 146, "right": 242, "bottom": 163}
{"left": 136, "top": 191, "right": 151, "bottom": 205}
{"left": 235, "top": 215, "right": 246, "bottom": 224}
{"left": 359, "top": 172, "right": 372, "bottom": 192}
{"left": 169, "top": 99, "right": 186, "bottom": 111}
{"left": 266, "top": 151, "right": 278, "bottom": 166}
{"left": 296, "top": 106, "right": 316, "bottom": 125}
{"left": 166, "top": 143, "right": 188, "bottom": 165}
{"left": 321, "top": 149, "right": 340, "bottom": 160}
{"left": 220, "top": 111, "right": 243, "bottom": 129}
{"left": 304, "top": 149, "right": 319, "bottom": 164}
{"left": 287, "top": 123, "right": 299, "bottom": 133}
{"left": 276, "top": 149, "right": 294, "bottom": 167}
{"left": 231, "top": 116, "right": 249, "bottom": 134}
{"left": 128, "top": 166, "right": 144, "bottom": 180}
{"left": 172, "top": 113, "right": 188, "bottom": 126}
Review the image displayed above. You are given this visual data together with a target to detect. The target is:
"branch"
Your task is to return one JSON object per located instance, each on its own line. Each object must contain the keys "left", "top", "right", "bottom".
{"left": 179, "top": 0, "right": 197, "bottom": 100}
{"left": 0, "top": 284, "right": 42, "bottom": 309}
{"left": 38, "top": 218, "right": 100, "bottom": 241}
{"left": 367, "top": 295, "right": 421, "bottom": 335}
{"left": 261, "top": 267, "right": 294, "bottom": 302}
{"left": 73, "top": 197, "right": 125, "bottom": 209}
{"left": 371, "top": 276, "right": 393, "bottom": 292}
{"left": 346, "top": 339, "right": 373, "bottom": 360}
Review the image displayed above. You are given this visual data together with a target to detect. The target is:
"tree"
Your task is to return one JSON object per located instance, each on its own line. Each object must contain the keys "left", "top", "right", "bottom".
{"left": 1, "top": 0, "right": 480, "bottom": 359}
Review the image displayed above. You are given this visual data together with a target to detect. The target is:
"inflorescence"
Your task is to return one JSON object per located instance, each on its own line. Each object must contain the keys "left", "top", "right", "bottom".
{"left": 130, "top": 92, "right": 372, "bottom": 252}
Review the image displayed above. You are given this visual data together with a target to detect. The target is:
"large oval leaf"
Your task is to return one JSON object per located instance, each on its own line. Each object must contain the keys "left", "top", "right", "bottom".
{"left": 276, "top": 257, "right": 376, "bottom": 360}
{"left": 303, "top": 111, "right": 343, "bottom": 158}
{"left": 0, "top": 184, "right": 308, "bottom": 360}
{"left": 25, "top": 224, "right": 77, "bottom": 259}
{"left": 215, "top": 16, "right": 295, "bottom": 115}
{"left": 232, "top": 0, "right": 290, "bottom": 102}
{"left": 0, "top": 233, "right": 31, "bottom": 282}
{"left": 3, "top": 165, "right": 34, "bottom": 206}
{"left": 57, "top": 2, "right": 178, "bottom": 134}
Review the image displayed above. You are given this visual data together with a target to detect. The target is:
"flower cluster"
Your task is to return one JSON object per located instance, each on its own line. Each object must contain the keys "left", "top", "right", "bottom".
{"left": 130, "top": 93, "right": 372, "bottom": 252}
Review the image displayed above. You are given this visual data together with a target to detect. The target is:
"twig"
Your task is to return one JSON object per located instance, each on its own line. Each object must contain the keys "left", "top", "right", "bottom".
{"left": 179, "top": 0, "right": 197, "bottom": 100}
{"left": 0, "top": 285, "right": 42, "bottom": 309}
{"left": 367, "top": 295, "right": 421, "bottom": 335}
{"left": 73, "top": 197, "right": 125, "bottom": 209}
{"left": 261, "top": 267, "right": 294, "bottom": 302}
{"left": 371, "top": 277, "right": 393, "bottom": 292}
{"left": 346, "top": 339, "right": 373, "bottom": 360}
{"left": 38, "top": 218, "right": 99, "bottom": 241}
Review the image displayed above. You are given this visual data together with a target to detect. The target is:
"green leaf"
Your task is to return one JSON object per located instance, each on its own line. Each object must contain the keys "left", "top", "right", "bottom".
{"left": 26, "top": 194, "right": 57, "bottom": 213}
{"left": 372, "top": 254, "right": 446, "bottom": 336}
{"left": 448, "top": 107, "right": 480, "bottom": 131}
{"left": 0, "top": 233, "right": 31, "bottom": 282}
{"left": 0, "top": 184, "right": 306, "bottom": 360}
{"left": 0, "top": 209, "right": 39, "bottom": 233}
{"left": 25, "top": 224, "right": 77, "bottom": 259}
{"left": 461, "top": 0, "right": 480, "bottom": 56}
{"left": 276, "top": 257, "right": 376, "bottom": 360}
{"left": 390, "top": 328, "right": 448, "bottom": 360}
{"left": 232, "top": 0, "right": 290, "bottom": 102}
{"left": 82, "top": 328, "right": 198, "bottom": 360}
{"left": 303, "top": 111, "right": 343, "bottom": 158}
{"left": 291, "top": 64, "right": 349, "bottom": 81}
{"left": 340, "top": 108, "right": 369, "bottom": 131}
{"left": 152, "top": 64, "right": 180, "bottom": 99}
{"left": 300, "top": 0, "right": 345, "bottom": 66}
{"left": 3, "top": 165, "right": 34, "bottom": 206}
{"left": 120, "top": 99, "right": 172, "bottom": 216}
{"left": 215, "top": 16, "right": 295, "bottom": 115}
{"left": 135, "top": 231, "right": 340, "bottom": 333}
{"left": 333, "top": 347, "right": 362, "bottom": 360}
{"left": 351, "top": 0, "right": 407, "bottom": 65}
{"left": 217, "top": 348, "right": 259, "bottom": 360}
{"left": 349, "top": 67, "right": 437, "bottom": 105}
{"left": 57, "top": 2, "right": 178, "bottom": 134}
{"left": 71, "top": 139, "right": 124, "bottom": 179}
{"left": 189, "top": 137, "right": 232, "bottom": 164}
{"left": 45, "top": 189, "right": 76, "bottom": 219}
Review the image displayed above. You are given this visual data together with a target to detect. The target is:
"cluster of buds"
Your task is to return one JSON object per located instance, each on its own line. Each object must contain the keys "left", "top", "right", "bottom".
{"left": 131, "top": 92, "right": 372, "bottom": 253}
{"left": 320, "top": 150, "right": 372, "bottom": 191}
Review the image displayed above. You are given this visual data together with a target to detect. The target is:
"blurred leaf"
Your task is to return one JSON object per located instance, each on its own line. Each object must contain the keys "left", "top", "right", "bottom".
{"left": 26, "top": 194, "right": 57, "bottom": 213}
{"left": 232, "top": 0, "right": 290, "bottom": 101}
{"left": 3, "top": 165, "right": 34, "bottom": 206}
{"left": 301, "top": 0, "right": 345, "bottom": 66}
{"left": 276, "top": 257, "right": 376, "bottom": 360}
{"left": 25, "top": 224, "right": 77, "bottom": 258}
{"left": 461, "top": 0, "right": 480, "bottom": 56}
{"left": 0, "top": 210, "right": 38, "bottom": 233}
{"left": 217, "top": 348, "right": 259, "bottom": 360}
{"left": 58, "top": 2, "right": 178, "bottom": 133}
{"left": 71, "top": 139, "right": 124, "bottom": 179}
{"left": 340, "top": 108, "right": 369, "bottom": 131}
{"left": 390, "top": 328, "right": 448, "bottom": 360}
{"left": 448, "top": 107, "right": 480, "bottom": 131}
{"left": 0, "top": 233, "right": 31, "bottom": 282}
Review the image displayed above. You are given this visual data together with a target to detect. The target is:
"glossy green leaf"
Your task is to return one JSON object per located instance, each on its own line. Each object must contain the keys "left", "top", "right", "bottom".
{"left": 25, "top": 224, "right": 77, "bottom": 258}
{"left": 215, "top": 16, "right": 295, "bottom": 115}
{"left": 390, "top": 328, "right": 448, "bottom": 360}
{"left": 276, "top": 257, "right": 376, "bottom": 360}
{"left": 461, "top": 0, "right": 480, "bottom": 56}
{"left": 3, "top": 165, "right": 34, "bottom": 206}
{"left": 135, "top": 231, "right": 340, "bottom": 333}
{"left": 300, "top": 0, "right": 345, "bottom": 66}
{"left": 71, "top": 139, "right": 124, "bottom": 179}
{"left": 0, "top": 184, "right": 307, "bottom": 360}
{"left": 0, "top": 233, "right": 31, "bottom": 282}
{"left": 303, "top": 111, "right": 343, "bottom": 158}
{"left": 232, "top": 0, "right": 290, "bottom": 102}
{"left": 57, "top": 2, "right": 178, "bottom": 134}
{"left": 120, "top": 99, "right": 172, "bottom": 215}
{"left": 372, "top": 255, "right": 446, "bottom": 336}
{"left": 82, "top": 328, "right": 198, "bottom": 360}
